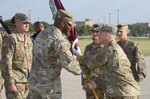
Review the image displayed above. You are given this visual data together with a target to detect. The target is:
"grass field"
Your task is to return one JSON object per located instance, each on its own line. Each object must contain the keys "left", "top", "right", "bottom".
{"left": 78, "top": 37, "right": 150, "bottom": 56}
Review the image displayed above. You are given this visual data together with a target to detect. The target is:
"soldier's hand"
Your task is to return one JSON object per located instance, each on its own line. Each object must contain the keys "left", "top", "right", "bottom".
{"left": 72, "top": 47, "right": 81, "bottom": 55}
{"left": 7, "top": 83, "right": 18, "bottom": 93}
{"left": 87, "top": 80, "right": 97, "bottom": 89}
{"left": 71, "top": 38, "right": 81, "bottom": 55}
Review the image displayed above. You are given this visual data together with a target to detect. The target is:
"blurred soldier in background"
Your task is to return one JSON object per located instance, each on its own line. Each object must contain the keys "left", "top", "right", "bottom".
{"left": 31, "top": 21, "right": 44, "bottom": 42}
{"left": 117, "top": 24, "right": 146, "bottom": 83}
{"left": 1, "top": 13, "right": 33, "bottom": 99}
{"left": 28, "top": 9, "right": 81, "bottom": 99}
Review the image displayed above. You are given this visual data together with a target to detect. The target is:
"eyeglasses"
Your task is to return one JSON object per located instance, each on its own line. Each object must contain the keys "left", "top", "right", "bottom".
{"left": 92, "top": 30, "right": 99, "bottom": 33}
{"left": 117, "top": 31, "right": 123, "bottom": 33}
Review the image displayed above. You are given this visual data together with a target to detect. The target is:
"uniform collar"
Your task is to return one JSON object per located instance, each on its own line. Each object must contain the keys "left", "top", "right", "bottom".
{"left": 16, "top": 33, "right": 25, "bottom": 42}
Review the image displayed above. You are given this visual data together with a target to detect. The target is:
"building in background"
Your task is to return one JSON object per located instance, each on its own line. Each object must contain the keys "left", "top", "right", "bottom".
{"left": 75, "top": 18, "right": 93, "bottom": 27}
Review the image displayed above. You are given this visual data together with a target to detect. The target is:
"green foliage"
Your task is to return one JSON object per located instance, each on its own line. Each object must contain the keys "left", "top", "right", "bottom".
{"left": 41, "top": 21, "right": 51, "bottom": 28}
{"left": 0, "top": 27, "right": 3, "bottom": 31}
{"left": 76, "top": 25, "right": 91, "bottom": 36}
{"left": 29, "top": 23, "right": 34, "bottom": 33}
{"left": 78, "top": 37, "right": 92, "bottom": 53}
{"left": 129, "top": 23, "right": 150, "bottom": 36}
{"left": 0, "top": 19, "right": 12, "bottom": 31}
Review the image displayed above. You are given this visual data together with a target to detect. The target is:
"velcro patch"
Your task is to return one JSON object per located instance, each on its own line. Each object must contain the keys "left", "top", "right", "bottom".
{"left": 66, "top": 51, "right": 72, "bottom": 56}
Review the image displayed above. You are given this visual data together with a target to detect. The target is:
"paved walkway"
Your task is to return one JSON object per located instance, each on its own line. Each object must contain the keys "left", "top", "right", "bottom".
{"left": 139, "top": 57, "right": 150, "bottom": 99}
{"left": 2, "top": 57, "right": 150, "bottom": 99}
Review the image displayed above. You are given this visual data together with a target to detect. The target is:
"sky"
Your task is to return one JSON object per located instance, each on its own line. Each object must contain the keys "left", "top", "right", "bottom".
{"left": 1, "top": 0, "right": 150, "bottom": 25}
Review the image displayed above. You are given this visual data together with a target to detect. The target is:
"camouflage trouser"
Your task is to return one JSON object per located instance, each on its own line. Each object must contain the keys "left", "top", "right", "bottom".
{"left": 105, "top": 96, "right": 140, "bottom": 99}
{"left": 27, "top": 89, "right": 62, "bottom": 99}
{"left": 5, "top": 82, "right": 29, "bottom": 99}
{"left": 28, "top": 77, "right": 62, "bottom": 99}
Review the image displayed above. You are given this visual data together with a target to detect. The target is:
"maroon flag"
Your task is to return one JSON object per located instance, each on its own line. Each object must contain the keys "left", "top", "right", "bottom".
{"left": 54, "top": 0, "right": 79, "bottom": 52}
{"left": 54, "top": 0, "right": 65, "bottom": 10}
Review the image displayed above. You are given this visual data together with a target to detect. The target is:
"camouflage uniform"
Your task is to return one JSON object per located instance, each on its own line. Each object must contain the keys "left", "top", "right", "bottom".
{"left": 28, "top": 25, "right": 81, "bottom": 99}
{"left": 81, "top": 42, "right": 105, "bottom": 99}
{"left": 117, "top": 24, "right": 146, "bottom": 83}
{"left": 79, "top": 41, "right": 140, "bottom": 99}
{"left": 1, "top": 13, "right": 32, "bottom": 99}
{"left": 1, "top": 33, "right": 33, "bottom": 99}
{"left": 0, "top": 33, "right": 3, "bottom": 99}
{"left": 117, "top": 40, "right": 146, "bottom": 83}
{"left": 117, "top": 41, "right": 146, "bottom": 83}
{"left": 78, "top": 24, "right": 140, "bottom": 99}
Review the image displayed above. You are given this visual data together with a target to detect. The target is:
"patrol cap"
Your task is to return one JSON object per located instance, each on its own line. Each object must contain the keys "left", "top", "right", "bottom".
{"left": 96, "top": 25, "right": 116, "bottom": 35}
{"left": 10, "top": 16, "right": 15, "bottom": 26}
{"left": 55, "top": 9, "right": 75, "bottom": 27}
{"left": 14, "top": 13, "right": 29, "bottom": 23}
{"left": 91, "top": 24, "right": 102, "bottom": 31}
{"left": 117, "top": 24, "right": 130, "bottom": 33}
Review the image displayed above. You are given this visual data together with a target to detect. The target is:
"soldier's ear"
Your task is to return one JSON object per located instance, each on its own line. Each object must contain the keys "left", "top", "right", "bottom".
{"left": 61, "top": 21, "right": 65, "bottom": 27}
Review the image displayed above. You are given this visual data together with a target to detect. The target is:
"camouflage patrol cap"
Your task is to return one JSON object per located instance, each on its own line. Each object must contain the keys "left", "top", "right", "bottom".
{"left": 55, "top": 9, "right": 75, "bottom": 27}
{"left": 10, "top": 16, "right": 15, "bottom": 26}
{"left": 14, "top": 13, "right": 29, "bottom": 23}
{"left": 117, "top": 24, "right": 130, "bottom": 33}
{"left": 96, "top": 25, "right": 116, "bottom": 35}
{"left": 91, "top": 24, "right": 103, "bottom": 31}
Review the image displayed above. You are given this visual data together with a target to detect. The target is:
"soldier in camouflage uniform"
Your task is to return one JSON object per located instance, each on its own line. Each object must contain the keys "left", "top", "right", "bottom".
{"left": 117, "top": 24, "right": 146, "bottom": 83}
{"left": 28, "top": 9, "right": 81, "bottom": 99}
{"left": 76, "top": 25, "right": 140, "bottom": 99}
{"left": 0, "top": 33, "right": 4, "bottom": 99}
{"left": 1, "top": 13, "right": 33, "bottom": 99}
{"left": 81, "top": 24, "right": 105, "bottom": 99}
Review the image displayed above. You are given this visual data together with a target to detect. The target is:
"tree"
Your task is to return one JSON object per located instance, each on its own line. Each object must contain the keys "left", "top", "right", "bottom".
{"left": 29, "top": 23, "right": 34, "bottom": 33}
{"left": 129, "top": 23, "right": 150, "bottom": 36}
{"left": 41, "top": 21, "right": 51, "bottom": 28}
{"left": 76, "top": 25, "right": 91, "bottom": 36}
